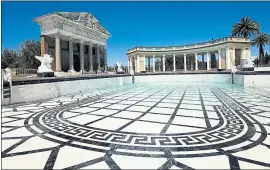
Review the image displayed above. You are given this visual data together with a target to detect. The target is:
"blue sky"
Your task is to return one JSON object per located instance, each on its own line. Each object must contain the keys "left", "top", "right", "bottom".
{"left": 2, "top": 1, "right": 270, "bottom": 66}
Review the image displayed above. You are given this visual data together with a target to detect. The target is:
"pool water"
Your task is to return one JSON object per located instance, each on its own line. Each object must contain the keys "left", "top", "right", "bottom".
{"left": 1, "top": 82, "right": 270, "bottom": 169}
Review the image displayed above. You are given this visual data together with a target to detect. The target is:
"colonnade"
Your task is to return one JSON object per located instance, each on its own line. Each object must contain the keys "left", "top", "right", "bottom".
{"left": 54, "top": 35, "right": 107, "bottom": 73}
{"left": 127, "top": 47, "right": 250, "bottom": 73}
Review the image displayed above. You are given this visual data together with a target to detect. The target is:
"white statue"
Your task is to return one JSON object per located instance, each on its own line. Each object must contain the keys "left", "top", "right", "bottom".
{"left": 231, "top": 66, "right": 237, "bottom": 73}
{"left": 3, "top": 68, "right": 12, "bottom": 82}
{"left": 242, "top": 57, "right": 254, "bottom": 68}
{"left": 130, "top": 68, "right": 134, "bottom": 76}
{"left": 35, "top": 54, "right": 54, "bottom": 73}
{"left": 116, "top": 61, "right": 123, "bottom": 72}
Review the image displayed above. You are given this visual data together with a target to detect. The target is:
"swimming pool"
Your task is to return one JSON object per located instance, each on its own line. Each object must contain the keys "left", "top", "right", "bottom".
{"left": 1, "top": 81, "right": 270, "bottom": 169}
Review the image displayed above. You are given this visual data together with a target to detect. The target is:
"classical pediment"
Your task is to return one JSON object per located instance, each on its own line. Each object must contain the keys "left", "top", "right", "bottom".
{"left": 54, "top": 12, "right": 110, "bottom": 36}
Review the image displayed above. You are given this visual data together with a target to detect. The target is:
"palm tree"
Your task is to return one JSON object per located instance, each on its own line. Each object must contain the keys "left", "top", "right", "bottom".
{"left": 251, "top": 33, "right": 270, "bottom": 64}
{"left": 232, "top": 17, "right": 260, "bottom": 37}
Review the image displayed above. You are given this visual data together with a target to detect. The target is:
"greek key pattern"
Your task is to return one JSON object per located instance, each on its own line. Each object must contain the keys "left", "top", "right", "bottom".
{"left": 36, "top": 105, "right": 247, "bottom": 149}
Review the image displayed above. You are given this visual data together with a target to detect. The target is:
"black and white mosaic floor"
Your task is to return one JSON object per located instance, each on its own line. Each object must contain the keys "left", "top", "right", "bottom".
{"left": 1, "top": 83, "right": 270, "bottom": 169}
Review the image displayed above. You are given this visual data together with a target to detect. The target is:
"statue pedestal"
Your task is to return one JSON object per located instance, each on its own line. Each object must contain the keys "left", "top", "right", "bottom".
{"left": 242, "top": 67, "right": 254, "bottom": 71}
{"left": 37, "top": 72, "right": 54, "bottom": 77}
{"left": 116, "top": 71, "right": 125, "bottom": 74}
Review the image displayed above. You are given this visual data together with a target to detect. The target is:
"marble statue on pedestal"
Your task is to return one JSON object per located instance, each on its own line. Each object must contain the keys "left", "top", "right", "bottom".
{"left": 130, "top": 68, "right": 135, "bottom": 84}
{"left": 116, "top": 61, "right": 124, "bottom": 74}
{"left": 242, "top": 57, "right": 254, "bottom": 71}
{"left": 35, "top": 54, "right": 55, "bottom": 77}
{"left": 3, "top": 68, "right": 12, "bottom": 83}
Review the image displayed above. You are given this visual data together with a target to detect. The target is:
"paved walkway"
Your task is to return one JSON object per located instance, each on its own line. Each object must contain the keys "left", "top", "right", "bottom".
{"left": 1, "top": 83, "right": 270, "bottom": 169}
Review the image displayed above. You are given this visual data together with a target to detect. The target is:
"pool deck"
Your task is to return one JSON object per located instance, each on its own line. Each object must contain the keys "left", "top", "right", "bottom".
{"left": 1, "top": 83, "right": 270, "bottom": 169}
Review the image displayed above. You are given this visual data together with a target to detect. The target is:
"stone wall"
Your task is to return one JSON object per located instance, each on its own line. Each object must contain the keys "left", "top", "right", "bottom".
{"left": 134, "top": 74, "right": 232, "bottom": 84}
{"left": 8, "top": 76, "right": 132, "bottom": 104}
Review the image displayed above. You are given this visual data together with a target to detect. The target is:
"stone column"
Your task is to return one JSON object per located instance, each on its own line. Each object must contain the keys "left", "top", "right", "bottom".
{"left": 79, "top": 40, "right": 84, "bottom": 73}
{"left": 88, "top": 42, "right": 93, "bottom": 72}
{"left": 226, "top": 48, "right": 230, "bottom": 70}
{"left": 134, "top": 56, "right": 137, "bottom": 72}
{"left": 137, "top": 55, "right": 140, "bottom": 72}
{"left": 202, "top": 54, "right": 205, "bottom": 70}
{"left": 104, "top": 46, "right": 107, "bottom": 72}
{"left": 143, "top": 55, "right": 146, "bottom": 71}
{"left": 184, "top": 54, "right": 187, "bottom": 71}
{"left": 153, "top": 55, "right": 155, "bottom": 72}
{"left": 207, "top": 52, "right": 210, "bottom": 70}
{"left": 148, "top": 57, "right": 150, "bottom": 72}
{"left": 218, "top": 49, "right": 221, "bottom": 69}
{"left": 68, "top": 38, "right": 74, "bottom": 72}
{"left": 96, "top": 44, "right": 100, "bottom": 70}
{"left": 232, "top": 47, "right": 235, "bottom": 67}
{"left": 40, "top": 35, "right": 48, "bottom": 57}
{"left": 173, "top": 54, "right": 176, "bottom": 71}
{"left": 162, "top": 55, "right": 166, "bottom": 72}
{"left": 128, "top": 57, "right": 130, "bottom": 73}
{"left": 130, "top": 56, "right": 133, "bottom": 72}
{"left": 55, "top": 35, "right": 61, "bottom": 72}
{"left": 195, "top": 53, "right": 198, "bottom": 71}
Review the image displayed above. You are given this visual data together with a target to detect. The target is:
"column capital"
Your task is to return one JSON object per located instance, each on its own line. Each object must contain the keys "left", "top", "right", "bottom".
{"left": 218, "top": 49, "right": 221, "bottom": 52}
{"left": 80, "top": 39, "right": 84, "bottom": 44}
{"left": 153, "top": 55, "right": 155, "bottom": 57}
{"left": 163, "top": 54, "right": 165, "bottom": 57}
{"left": 173, "top": 54, "right": 175, "bottom": 57}
{"left": 194, "top": 53, "right": 197, "bottom": 55}
{"left": 68, "top": 36, "right": 73, "bottom": 41}
{"left": 184, "top": 54, "right": 186, "bottom": 57}
{"left": 55, "top": 34, "right": 60, "bottom": 39}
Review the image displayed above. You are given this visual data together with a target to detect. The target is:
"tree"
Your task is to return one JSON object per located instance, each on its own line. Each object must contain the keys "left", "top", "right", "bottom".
{"left": 210, "top": 53, "right": 217, "bottom": 68}
{"left": 251, "top": 33, "right": 270, "bottom": 64}
{"left": 19, "top": 40, "right": 41, "bottom": 69}
{"left": 264, "top": 52, "right": 270, "bottom": 64}
{"left": 232, "top": 17, "right": 260, "bottom": 37}
{"left": 1, "top": 48, "right": 20, "bottom": 69}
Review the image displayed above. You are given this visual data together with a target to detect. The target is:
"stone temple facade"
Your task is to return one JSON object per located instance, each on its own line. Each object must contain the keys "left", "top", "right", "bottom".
{"left": 33, "top": 12, "right": 111, "bottom": 73}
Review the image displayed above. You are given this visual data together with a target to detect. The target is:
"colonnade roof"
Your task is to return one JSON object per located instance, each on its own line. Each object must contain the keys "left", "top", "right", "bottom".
{"left": 127, "top": 37, "right": 250, "bottom": 55}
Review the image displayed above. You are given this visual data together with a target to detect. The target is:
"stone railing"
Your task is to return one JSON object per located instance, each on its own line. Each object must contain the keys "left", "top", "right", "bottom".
{"left": 127, "top": 37, "right": 250, "bottom": 54}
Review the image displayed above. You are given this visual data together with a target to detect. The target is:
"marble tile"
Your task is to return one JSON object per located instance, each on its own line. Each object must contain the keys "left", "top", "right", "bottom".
{"left": 89, "top": 108, "right": 119, "bottom": 116}
{"left": 70, "top": 107, "right": 98, "bottom": 113}
{"left": 114, "top": 111, "right": 143, "bottom": 119}
{"left": 136, "top": 101, "right": 157, "bottom": 107}
{"left": 121, "top": 121, "right": 165, "bottom": 133}
{"left": 106, "top": 104, "right": 130, "bottom": 110}
{"left": 2, "top": 151, "right": 51, "bottom": 169}
{"left": 139, "top": 113, "right": 171, "bottom": 123}
{"left": 68, "top": 114, "right": 103, "bottom": 124}
{"left": 157, "top": 102, "right": 178, "bottom": 108}
{"left": 166, "top": 124, "right": 204, "bottom": 134}
{"left": 174, "top": 155, "right": 230, "bottom": 169}
{"left": 88, "top": 102, "right": 111, "bottom": 108}
{"left": 172, "top": 116, "right": 207, "bottom": 128}
{"left": 53, "top": 146, "right": 104, "bottom": 169}
{"left": 126, "top": 105, "right": 150, "bottom": 112}
{"left": 88, "top": 117, "right": 131, "bottom": 130}
{"left": 149, "top": 107, "right": 175, "bottom": 115}
{"left": 111, "top": 155, "right": 167, "bottom": 169}
{"left": 176, "top": 109, "right": 204, "bottom": 118}
{"left": 180, "top": 104, "right": 202, "bottom": 110}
